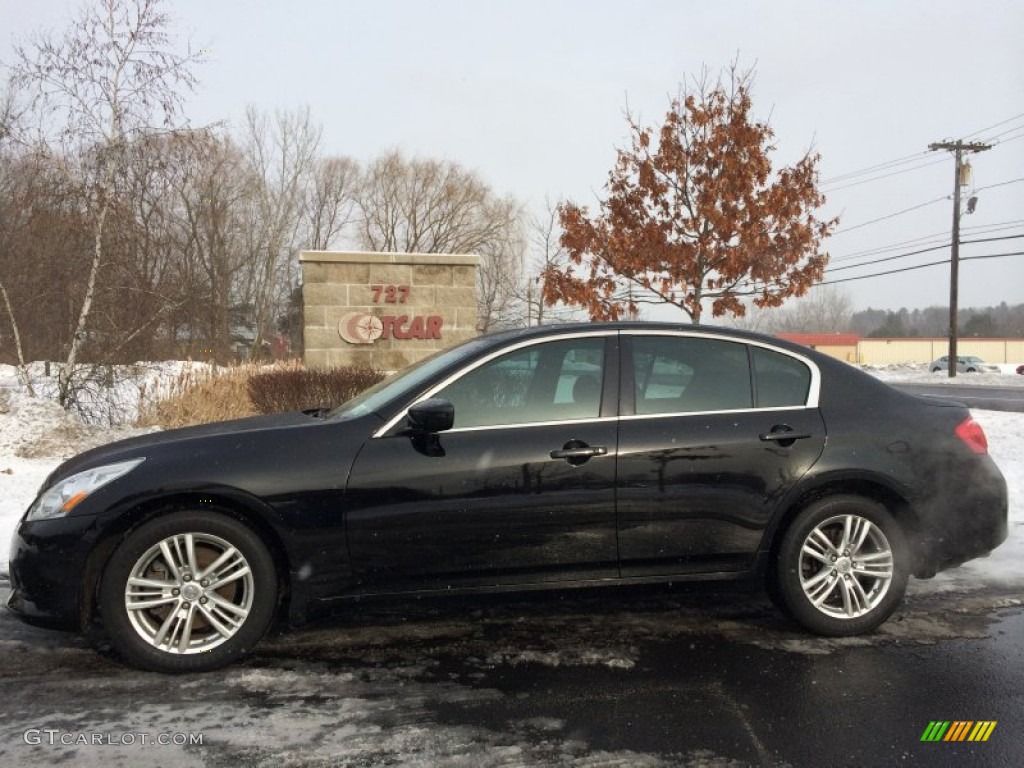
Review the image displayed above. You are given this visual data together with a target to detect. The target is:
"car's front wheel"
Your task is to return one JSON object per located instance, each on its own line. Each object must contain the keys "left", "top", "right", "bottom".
{"left": 99, "top": 511, "right": 278, "bottom": 673}
{"left": 773, "top": 496, "right": 908, "bottom": 636}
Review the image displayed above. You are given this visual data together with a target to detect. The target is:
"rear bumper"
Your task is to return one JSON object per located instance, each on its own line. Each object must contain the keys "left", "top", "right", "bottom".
{"left": 913, "top": 458, "right": 1009, "bottom": 576}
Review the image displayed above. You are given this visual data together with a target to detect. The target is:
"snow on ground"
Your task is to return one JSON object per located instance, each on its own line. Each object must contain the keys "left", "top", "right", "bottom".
{"left": 862, "top": 362, "right": 1024, "bottom": 386}
{"left": 1, "top": 376, "right": 1021, "bottom": 591}
{"left": 0, "top": 360, "right": 218, "bottom": 426}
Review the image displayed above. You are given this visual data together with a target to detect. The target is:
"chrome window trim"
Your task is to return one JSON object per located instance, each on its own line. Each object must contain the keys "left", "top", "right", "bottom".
{"left": 619, "top": 404, "right": 815, "bottom": 423}
{"left": 622, "top": 329, "right": 821, "bottom": 409}
{"left": 373, "top": 330, "right": 617, "bottom": 437}
{"left": 374, "top": 328, "right": 821, "bottom": 437}
{"left": 440, "top": 415, "right": 620, "bottom": 435}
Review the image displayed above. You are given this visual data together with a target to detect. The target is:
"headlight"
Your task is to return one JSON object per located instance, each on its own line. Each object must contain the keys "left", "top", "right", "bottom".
{"left": 26, "top": 458, "right": 145, "bottom": 521}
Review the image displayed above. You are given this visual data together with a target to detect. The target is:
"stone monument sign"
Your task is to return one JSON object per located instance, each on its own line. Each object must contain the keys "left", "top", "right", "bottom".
{"left": 300, "top": 251, "right": 480, "bottom": 370}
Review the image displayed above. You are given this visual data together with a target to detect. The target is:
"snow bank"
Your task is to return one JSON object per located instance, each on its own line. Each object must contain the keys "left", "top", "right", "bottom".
{"left": 0, "top": 360, "right": 218, "bottom": 426}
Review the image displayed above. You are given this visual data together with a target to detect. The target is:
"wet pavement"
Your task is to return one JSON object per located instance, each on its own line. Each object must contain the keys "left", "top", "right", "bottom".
{"left": 0, "top": 581, "right": 1021, "bottom": 767}
{"left": 891, "top": 382, "right": 1024, "bottom": 412}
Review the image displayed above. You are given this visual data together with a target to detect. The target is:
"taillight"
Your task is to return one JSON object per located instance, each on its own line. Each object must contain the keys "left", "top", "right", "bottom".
{"left": 954, "top": 416, "right": 988, "bottom": 454}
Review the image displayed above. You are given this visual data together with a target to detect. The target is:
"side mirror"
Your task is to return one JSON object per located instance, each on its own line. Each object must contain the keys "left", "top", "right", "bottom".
{"left": 407, "top": 398, "right": 454, "bottom": 433}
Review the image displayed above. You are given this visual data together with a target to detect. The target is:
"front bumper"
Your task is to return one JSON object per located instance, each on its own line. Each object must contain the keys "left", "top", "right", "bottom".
{"left": 6, "top": 514, "right": 100, "bottom": 631}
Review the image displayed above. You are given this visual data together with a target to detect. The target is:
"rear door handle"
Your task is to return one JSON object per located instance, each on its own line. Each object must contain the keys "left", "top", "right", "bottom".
{"left": 550, "top": 446, "right": 608, "bottom": 459}
{"left": 759, "top": 431, "right": 812, "bottom": 442}
{"left": 759, "top": 425, "right": 812, "bottom": 447}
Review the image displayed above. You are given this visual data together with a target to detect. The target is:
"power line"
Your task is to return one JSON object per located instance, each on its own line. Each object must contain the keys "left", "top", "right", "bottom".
{"left": 819, "top": 111, "right": 1024, "bottom": 186}
{"left": 826, "top": 234, "right": 1024, "bottom": 273}
{"left": 962, "top": 250, "right": 1024, "bottom": 262}
{"left": 830, "top": 178, "right": 1023, "bottom": 237}
{"left": 829, "top": 225, "right": 1024, "bottom": 265}
{"left": 831, "top": 195, "right": 948, "bottom": 235}
{"left": 965, "top": 112, "right": 1024, "bottom": 139}
{"left": 821, "top": 157, "right": 948, "bottom": 193}
{"left": 974, "top": 177, "right": 1024, "bottom": 193}
{"left": 991, "top": 131, "right": 1024, "bottom": 146}
{"left": 821, "top": 152, "right": 931, "bottom": 185}
{"left": 816, "top": 251, "right": 1023, "bottom": 287}
{"left": 981, "top": 125, "right": 1024, "bottom": 142}
{"left": 727, "top": 247, "right": 1024, "bottom": 297}
{"left": 832, "top": 219, "right": 1024, "bottom": 262}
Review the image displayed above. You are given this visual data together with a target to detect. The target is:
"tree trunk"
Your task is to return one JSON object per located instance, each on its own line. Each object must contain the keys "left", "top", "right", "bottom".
{"left": 0, "top": 278, "right": 36, "bottom": 396}
{"left": 59, "top": 201, "right": 107, "bottom": 408}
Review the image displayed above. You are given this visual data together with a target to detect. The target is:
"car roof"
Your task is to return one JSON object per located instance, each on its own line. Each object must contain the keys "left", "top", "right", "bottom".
{"left": 475, "top": 321, "right": 822, "bottom": 359}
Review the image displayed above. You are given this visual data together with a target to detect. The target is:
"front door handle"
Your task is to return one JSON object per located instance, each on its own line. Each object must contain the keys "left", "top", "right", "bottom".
{"left": 550, "top": 440, "right": 608, "bottom": 466}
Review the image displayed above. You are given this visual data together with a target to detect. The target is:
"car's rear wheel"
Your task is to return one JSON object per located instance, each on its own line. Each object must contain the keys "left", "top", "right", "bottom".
{"left": 99, "top": 511, "right": 277, "bottom": 673}
{"left": 931, "top": 367, "right": 941, "bottom": 373}
{"left": 773, "top": 496, "right": 908, "bottom": 636}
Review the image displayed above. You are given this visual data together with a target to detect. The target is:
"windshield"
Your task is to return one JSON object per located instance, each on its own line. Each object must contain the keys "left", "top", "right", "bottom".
{"left": 327, "top": 337, "right": 491, "bottom": 421}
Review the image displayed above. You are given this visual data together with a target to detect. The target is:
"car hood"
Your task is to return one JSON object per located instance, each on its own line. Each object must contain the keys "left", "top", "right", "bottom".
{"left": 45, "top": 411, "right": 319, "bottom": 487}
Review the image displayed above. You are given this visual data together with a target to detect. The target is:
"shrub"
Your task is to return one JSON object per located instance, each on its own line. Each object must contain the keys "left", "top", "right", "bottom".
{"left": 247, "top": 366, "right": 386, "bottom": 414}
{"left": 136, "top": 364, "right": 258, "bottom": 428}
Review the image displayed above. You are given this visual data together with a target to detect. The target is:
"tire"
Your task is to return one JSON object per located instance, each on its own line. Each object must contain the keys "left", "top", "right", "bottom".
{"left": 931, "top": 368, "right": 941, "bottom": 373}
{"left": 99, "top": 511, "right": 277, "bottom": 673}
{"left": 772, "top": 495, "right": 908, "bottom": 636}
{"left": 966, "top": 368, "right": 976, "bottom": 373}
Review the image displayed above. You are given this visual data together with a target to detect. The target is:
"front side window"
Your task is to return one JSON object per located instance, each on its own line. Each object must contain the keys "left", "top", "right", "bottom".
{"left": 436, "top": 337, "right": 606, "bottom": 429}
{"left": 633, "top": 336, "right": 752, "bottom": 414}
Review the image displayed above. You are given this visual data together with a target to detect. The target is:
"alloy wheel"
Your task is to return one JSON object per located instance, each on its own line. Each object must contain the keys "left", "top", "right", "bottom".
{"left": 797, "top": 513, "right": 894, "bottom": 619}
{"left": 123, "top": 532, "right": 255, "bottom": 654}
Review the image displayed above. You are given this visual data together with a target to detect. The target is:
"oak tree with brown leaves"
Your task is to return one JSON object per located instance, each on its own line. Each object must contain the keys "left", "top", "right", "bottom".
{"left": 542, "top": 68, "right": 838, "bottom": 324}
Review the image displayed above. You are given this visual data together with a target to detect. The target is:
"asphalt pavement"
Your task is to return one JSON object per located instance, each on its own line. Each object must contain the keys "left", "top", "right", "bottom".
{"left": 1, "top": 580, "right": 1021, "bottom": 767}
{"left": 890, "top": 382, "right": 1024, "bottom": 412}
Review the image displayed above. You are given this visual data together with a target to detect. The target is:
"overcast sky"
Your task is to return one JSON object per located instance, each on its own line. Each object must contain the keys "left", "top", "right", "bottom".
{"left": 2, "top": 0, "right": 1022, "bottom": 319}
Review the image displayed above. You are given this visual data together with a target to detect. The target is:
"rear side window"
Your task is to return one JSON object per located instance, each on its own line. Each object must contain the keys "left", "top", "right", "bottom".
{"left": 752, "top": 347, "right": 811, "bottom": 407}
{"left": 633, "top": 336, "right": 752, "bottom": 414}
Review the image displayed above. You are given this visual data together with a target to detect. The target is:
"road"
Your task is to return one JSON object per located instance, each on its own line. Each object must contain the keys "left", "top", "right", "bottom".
{"left": 1, "top": 581, "right": 1021, "bottom": 767}
{"left": 891, "top": 382, "right": 1024, "bottom": 412}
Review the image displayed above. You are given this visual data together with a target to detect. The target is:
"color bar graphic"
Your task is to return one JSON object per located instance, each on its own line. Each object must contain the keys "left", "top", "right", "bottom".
{"left": 920, "top": 721, "right": 996, "bottom": 742}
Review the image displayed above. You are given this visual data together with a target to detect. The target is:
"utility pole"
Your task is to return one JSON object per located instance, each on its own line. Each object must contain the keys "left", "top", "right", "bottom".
{"left": 928, "top": 140, "right": 991, "bottom": 378}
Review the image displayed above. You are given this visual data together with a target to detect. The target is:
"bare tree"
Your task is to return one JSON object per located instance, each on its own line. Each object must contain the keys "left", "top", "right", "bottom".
{"left": 305, "top": 155, "right": 360, "bottom": 251}
{"left": 7, "top": 0, "right": 200, "bottom": 406}
{"left": 0, "top": 279, "right": 34, "bottom": 395}
{"left": 0, "top": 136, "right": 36, "bottom": 393}
{"left": 156, "top": 129, "right": 255, "bottom": 359}
{"left": 357, "top": 151, "right": 520, "bottom": 252}
{"left": 475, "top": 209, "right": 526, "bottom": 332}
{"left": 356, "top": 151, "right": 525, "bottom": 328}
{"left": 736, "top": 285, "right": 854, "bottom": 334}
{"left": 239, "top": 106, "right": 321, "bottom": 356}
{"left": 522, "top": 199, "right": 581, "bottom": 326}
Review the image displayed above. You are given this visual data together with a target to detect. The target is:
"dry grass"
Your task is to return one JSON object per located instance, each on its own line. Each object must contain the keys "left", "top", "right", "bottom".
{"left": 135, "top": 359, "right": 386, "bottom": 429}
{"left": 135, "top": 363, "right": 261, "bottom": 429}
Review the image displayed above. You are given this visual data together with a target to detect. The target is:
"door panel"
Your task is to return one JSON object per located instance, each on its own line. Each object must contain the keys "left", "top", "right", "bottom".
{"left": 617, "top": 334, "right": 825, "bottom": 576}
{"left": 616, "top": 408, "right": 825, "bottom": 575}
{"left": 344, "top": 334, "right": 619, "bottom": 591}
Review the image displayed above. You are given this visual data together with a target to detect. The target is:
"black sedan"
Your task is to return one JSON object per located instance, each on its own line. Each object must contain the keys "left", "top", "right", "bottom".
{"left": 7, "top": 323, "right": 1008, "bottom": 672}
